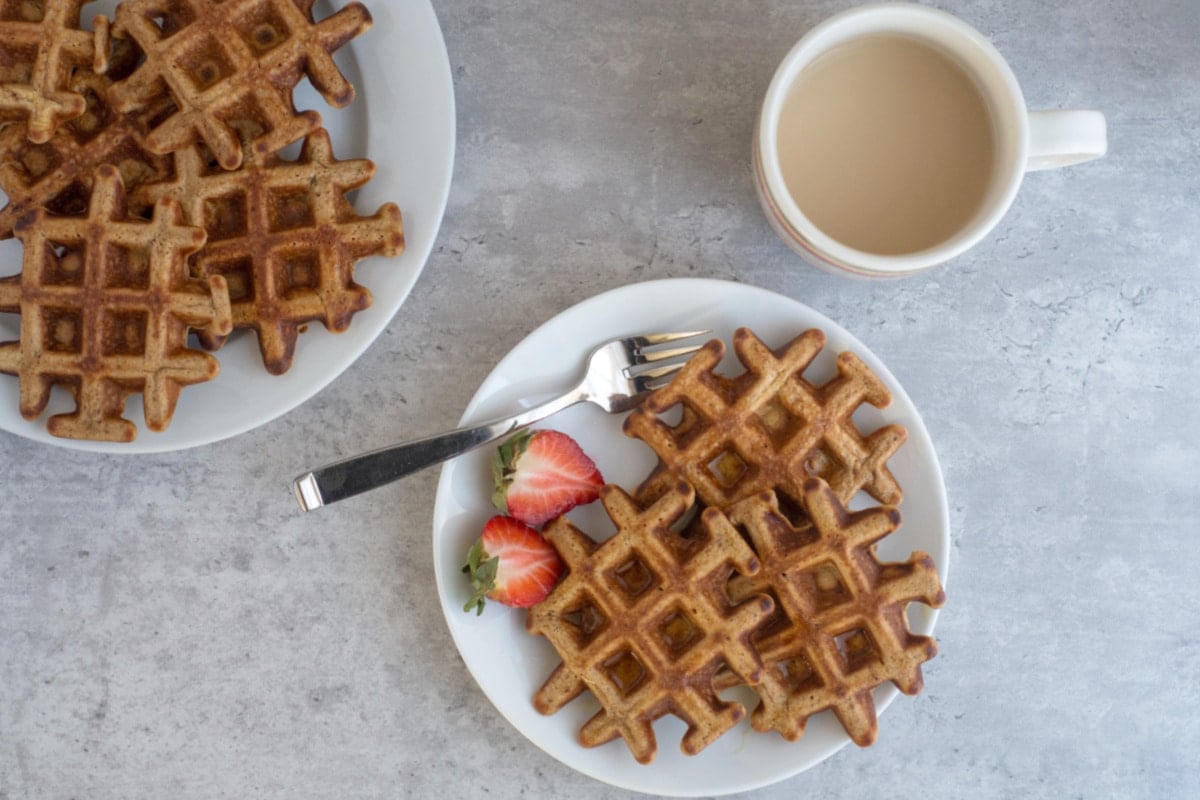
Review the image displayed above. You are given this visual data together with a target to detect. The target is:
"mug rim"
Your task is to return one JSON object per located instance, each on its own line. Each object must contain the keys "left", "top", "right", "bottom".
{"left": 756, "top": 2, "right": 1030, "bottom": 275}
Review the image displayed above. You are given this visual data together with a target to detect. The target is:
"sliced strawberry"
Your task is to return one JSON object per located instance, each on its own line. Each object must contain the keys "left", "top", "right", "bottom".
{"left": 462, "top": 515, "right": 564, "bottom": 614}
{"left": 492, "top": 429, "right": 604, "bottom": 527}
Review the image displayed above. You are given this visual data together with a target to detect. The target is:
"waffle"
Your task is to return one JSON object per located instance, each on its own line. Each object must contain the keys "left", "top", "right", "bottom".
{"left": 134, "top": 128, "right": 404, "bottom": 374}
{"left": 526, "top": 481, "right": 774, "bottom": 764}
{"left": 623, "top": 327, "right": 908, "bottom": 512}
{"left": 108, "top": 0, "right": 372, "bottom": 169}
{"left": 0, "top": 165, "right": 231, "bottom": 442}
{"left": 715, "top": 479, "right": 944, "bottom": 745}
{"left": 0, "top": 0, "right": 110, "bottom": 143}
{"left": 0, "top": 54, "right": 174, "bottom": 239}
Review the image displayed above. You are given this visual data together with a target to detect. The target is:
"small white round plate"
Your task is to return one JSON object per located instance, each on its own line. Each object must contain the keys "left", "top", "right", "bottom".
{"left": 432, "top": 278, "right": 950, "bottom": 796}
{"left": 0, "top": 0, "right": 455, "bottom": 453}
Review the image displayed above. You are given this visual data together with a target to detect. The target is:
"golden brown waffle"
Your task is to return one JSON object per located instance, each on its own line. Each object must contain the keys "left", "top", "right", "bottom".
{"left": 108, "top": 0, "right": 372, "bottom": 169}
{"left": 526, "top": 481, "right": 773, "bottom": 764}
{"left": 0, "top": 165, "right": 231, "bottom": 442}
{"left": 715, "top": 479, "right": 944, "bottom": 745}
{"left": 0, "top": 57, "right": 174, "bottom": 238}
{"left": 0, "top": 0, "right": 109, "bottom": 142}
{"left": 623, "top": 327, "right": 908, "bottom": 512}
{"left": 134, "top": 128, "right": 403, "bottom": 375}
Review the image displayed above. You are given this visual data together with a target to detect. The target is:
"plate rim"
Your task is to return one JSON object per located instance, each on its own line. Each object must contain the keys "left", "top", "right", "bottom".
{"left": 431, "top": 277, "right": 950, "bottom": 796}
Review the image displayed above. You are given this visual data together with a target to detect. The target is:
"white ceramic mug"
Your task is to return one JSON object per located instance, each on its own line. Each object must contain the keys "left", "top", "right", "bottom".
{"left": 753, "top": 3, "right": 1107, "bottom": 277}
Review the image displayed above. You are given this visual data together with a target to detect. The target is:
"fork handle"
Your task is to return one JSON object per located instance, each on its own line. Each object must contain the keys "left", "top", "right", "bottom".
{"left": 292, "top": 390, "right": 583, "bottom": 511}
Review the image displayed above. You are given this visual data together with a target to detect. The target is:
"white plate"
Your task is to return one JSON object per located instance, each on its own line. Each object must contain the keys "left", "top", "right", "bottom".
{"left": 432, "top": 279, "right": 950, "bottom": 796}
{"left": 0, "top": 0, "right": 455, "bottom": 453}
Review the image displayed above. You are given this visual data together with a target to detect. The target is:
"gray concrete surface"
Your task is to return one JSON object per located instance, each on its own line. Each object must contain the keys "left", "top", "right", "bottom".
{"left": 2, "top": 1, "right": 1198, "bottom": 798}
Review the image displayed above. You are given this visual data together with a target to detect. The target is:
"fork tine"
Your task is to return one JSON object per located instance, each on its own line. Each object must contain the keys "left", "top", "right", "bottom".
{"left": 633, "top": 342, "right": 705, "bottom": 364}
{"left": 626, "top": 363, "right": 688, "bottom": 402}
{"left": 631, "top": 360, "right": 690, "bottom": 381}
{"left": 643, "top": 372, "right": 681, "bottom": 392}
{"left": 628, "top": 330, "right": 711, "bottom": 348}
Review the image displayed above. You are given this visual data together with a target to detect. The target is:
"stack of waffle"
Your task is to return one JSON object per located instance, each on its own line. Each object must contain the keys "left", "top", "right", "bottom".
{"left": 525, "top": 327, "right": 946, "bottom": 763}
{"left": 0, "top": 0, "right": 403, "bottom": 441}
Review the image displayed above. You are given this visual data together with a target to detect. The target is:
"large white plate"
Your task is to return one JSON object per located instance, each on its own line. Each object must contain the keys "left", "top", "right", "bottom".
{"left": 0, "top": 0, "right": 455, "bottom": 453}
{"left": 432, "top": 278, "right": 950, "bottom": 796}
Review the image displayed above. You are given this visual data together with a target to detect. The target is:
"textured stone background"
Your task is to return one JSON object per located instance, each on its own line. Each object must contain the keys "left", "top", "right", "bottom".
{"left": 2, "top": 1, "right": 1198, "bottom": 798}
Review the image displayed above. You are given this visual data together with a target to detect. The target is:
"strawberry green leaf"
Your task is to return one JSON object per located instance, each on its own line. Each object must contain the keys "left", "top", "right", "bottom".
{"left": 491, "top": 429, "right": 533, "bottom": 513}
{"left": 462, "top": 539, "right": 500, "bottom": 615}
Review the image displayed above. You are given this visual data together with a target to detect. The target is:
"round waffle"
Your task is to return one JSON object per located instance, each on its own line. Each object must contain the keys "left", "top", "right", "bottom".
{"left": 0, "top": 51, "right": 174, "bottom": 239}
{"left": 526, "top": 481, "right": 773, "bottom": 764}
{"left": 717, "top": 479, "right": 945, "bottom": 745}
{"left": 0, "top": 0, "right": 111, "bottom": 143}
{"left": 623, "top": 327, "right": 908, "bottom": 511}
{"left": 133, "top": 128, "right": 404, "bottom": 375}
{"left": 108, "top": 0, "right": 372, "bottom": 169}
{"left": 0, "top": 166, "right": 230, "bottom": 441}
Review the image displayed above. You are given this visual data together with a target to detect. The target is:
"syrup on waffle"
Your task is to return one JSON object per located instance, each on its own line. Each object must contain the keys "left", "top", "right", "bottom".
{"left": 623, "top": 327, "right": 908, "bottom": 512}
{"left": 0, "top": 51, "right": 174, "bottom": 238}
{"left": 134, "top": 128, "right": 404, "bottom": 375}
{"left": 0, "top": 0, "right": 110, "bottom": 143}
{"left": 108, "top": 0, "right": 372, "bottom": 169}
{"left": 526, "top": 481, "right": 773, "bottom": 764}
{"left": 716, "top": 479, "right": 944, "bottom": 745}
{"left": 0, "top": 165, "right": 231, "bottom": 442}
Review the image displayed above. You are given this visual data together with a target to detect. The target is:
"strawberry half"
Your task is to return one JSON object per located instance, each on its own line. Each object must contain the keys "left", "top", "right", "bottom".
{"left": 492, "top": 429, "right": 604, "bottom": 527}
{"left": 462, "top": 516, "right": 565, "bottom": 614}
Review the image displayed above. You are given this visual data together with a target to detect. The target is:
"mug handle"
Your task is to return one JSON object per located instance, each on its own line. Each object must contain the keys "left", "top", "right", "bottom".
{"left": 1026, "top": 110, "right": 1107, "bottom": 172}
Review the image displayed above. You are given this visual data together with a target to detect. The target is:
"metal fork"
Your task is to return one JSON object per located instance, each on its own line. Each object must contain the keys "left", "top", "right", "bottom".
{"left": 291, "top": 330, "right": 709, "bottom": 511}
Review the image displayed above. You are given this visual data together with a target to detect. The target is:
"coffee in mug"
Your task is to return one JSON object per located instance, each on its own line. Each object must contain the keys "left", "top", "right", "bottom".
{"left": 754, "top": 3, "right": 1107, "bottom": 277}
{"left": 777, "top": 34, "right": 997, "bottom": 255}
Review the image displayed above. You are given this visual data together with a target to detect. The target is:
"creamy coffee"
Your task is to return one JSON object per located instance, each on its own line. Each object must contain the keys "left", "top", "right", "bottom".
{"left": 776, "top": 34, "right": 997, "bottom": 255}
